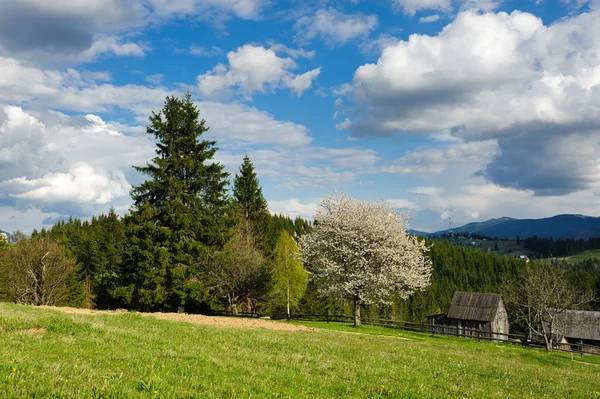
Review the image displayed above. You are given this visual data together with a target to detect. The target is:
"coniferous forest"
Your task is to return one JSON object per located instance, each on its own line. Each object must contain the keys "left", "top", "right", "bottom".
{"left": 1, "top": 95, "right": 599, "bottom": 321}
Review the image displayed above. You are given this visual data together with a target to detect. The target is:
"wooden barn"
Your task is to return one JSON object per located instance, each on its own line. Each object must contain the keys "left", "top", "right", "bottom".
{"left": 551, "top": 309, "right": 600, "bottom": 353}
{"left": 428, "top": 291, "right": 509, "bottom": 341}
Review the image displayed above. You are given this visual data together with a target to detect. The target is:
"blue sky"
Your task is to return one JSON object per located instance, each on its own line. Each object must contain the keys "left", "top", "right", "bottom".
{"left": 1, "top": 0, "right": 600, "bottom": 234}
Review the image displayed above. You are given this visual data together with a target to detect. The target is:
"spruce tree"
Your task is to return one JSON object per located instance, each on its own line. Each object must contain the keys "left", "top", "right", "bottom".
{"left": 233, "top": 155, "right": 270, "bottom": 231}
{"left": 122, "top": 94, "right": 230, "bottom": 312}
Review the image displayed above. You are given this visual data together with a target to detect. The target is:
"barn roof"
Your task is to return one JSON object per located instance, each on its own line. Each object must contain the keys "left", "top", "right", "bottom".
{"left": 447, "top": 291, "right": 503, "bottom": 322}
{"left": 554, "top": 309, "right": 600, "bottom": 342}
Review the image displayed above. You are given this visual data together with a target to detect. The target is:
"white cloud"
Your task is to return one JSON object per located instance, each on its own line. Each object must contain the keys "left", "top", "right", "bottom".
{"left": 2, "top": 163, "right": 129, "bottom": 205}
{"left": 0, "top": 0, "right": 267, "bottom": 63}
{"left": 268, "top": 198, "right": 318, "bottom": 219}
{"left": 420, "top": 14, "right": 441, "bottom": 23}
{"left": 382, "top": 138, "right": 500, "bottom": 176}
{"left": 0, "top": 106, "right": 155, "bottom": 213}
{"left": 197, "top": 44, "right": 320, "bottom": 98}
{"left": 392, "top": 0, "right": 452, "bottom": 16}
{"left": 343, "top": 9, "right": 600, "bottom": 195}
{"left": 295, "top": 7, "right": 378, "bottom": 47}
{"left": 388, "top": 199, "right": 421, "bottom": 210}
{"left": 146, "top": 0, "right": 267, "bottom": 21}
{"left": 391, "top": 0, "right": 501, "bottom": 15}
{"left": 359, "top": 34, "right": 399, "bottom": 56}
{"left": 268, "top": 43, "right": 316, "bottom": 60}
{"left": 189, "top": 45, "right": 224, "bottom": 57}
{"left": 409, "top": 186, "right": 444, "bottom": 196}
{"left": 81, "top": 36, "right": 146, "bottom": 60}
{"left": 286, "top": 68, "right": 322, "bottom": 96}
{"left": 199, "top": 101, "right": 313, "bottom": 147}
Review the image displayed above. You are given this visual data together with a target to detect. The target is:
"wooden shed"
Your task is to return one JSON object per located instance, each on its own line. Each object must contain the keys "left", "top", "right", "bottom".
{"left": 428, "top": 291, "right": 509, "bottom": 340}
{"left": 551, "top": 309, "right": 600, "bottom": 353}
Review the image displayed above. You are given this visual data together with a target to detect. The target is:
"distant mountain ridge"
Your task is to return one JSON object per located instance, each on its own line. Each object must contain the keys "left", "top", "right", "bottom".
{"left": 422, "top": 214, "right": 600, "bottom": 240}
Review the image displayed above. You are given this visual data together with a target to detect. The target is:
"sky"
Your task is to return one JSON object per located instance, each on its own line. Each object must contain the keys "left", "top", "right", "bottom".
{"left": 1, "top": 0, "right": 600, "bottom": 234}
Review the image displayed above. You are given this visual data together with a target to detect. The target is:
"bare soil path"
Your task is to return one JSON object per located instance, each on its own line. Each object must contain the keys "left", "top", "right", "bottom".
{"left": 37, "top": 306, "right": 312, "bottom": 332}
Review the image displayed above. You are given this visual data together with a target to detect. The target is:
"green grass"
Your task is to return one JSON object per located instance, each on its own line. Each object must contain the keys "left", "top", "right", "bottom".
{"left": 1, "top": 303, "right": 599, "bottom": 398}
{"left": 566, "top": 249, "right": 600, "bottom": 263}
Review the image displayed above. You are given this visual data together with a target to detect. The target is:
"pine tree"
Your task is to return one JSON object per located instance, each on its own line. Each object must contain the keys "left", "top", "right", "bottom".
{"left": 233, "top": 155, "right": 270, "bottom": 239}
{"left": 122, "top": 94, "right": 230, "bottom": 312}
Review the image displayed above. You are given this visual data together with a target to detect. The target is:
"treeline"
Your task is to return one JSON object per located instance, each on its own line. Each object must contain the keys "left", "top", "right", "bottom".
{"left": 0, "top": 95, "right": 312, "bottom": 315}
{"left": 12, "top": 210, "right": 310, "bottom": 312}
{"left": 524, "top": 236, "right": 600, "bottom": 258}
{"left": 3, "top": 94, "right": 593, "bottom": 323}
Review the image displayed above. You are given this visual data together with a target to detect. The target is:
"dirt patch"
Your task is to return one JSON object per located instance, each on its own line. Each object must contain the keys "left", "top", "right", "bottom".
{"left": 36, "top": 306, "right": 312, "bottom": 332}
{"left": 20, "top": 328, "right": 46, "bottom": 335}
{"left": 146, "top": 313, "right": 313, "bottom": 332}
{"left": 37, "top": 306, "right": 106, "bottom": 315}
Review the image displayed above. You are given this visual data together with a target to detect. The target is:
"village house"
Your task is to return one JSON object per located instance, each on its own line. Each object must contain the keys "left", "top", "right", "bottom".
{"left": 428, "top": 291, "right": 509, "bottom": 341}
{"left": 550, "top": 309, "right": 600, "bottom": 353}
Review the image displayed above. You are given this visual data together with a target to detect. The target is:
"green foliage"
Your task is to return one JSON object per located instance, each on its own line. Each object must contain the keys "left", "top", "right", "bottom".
{"left": 355, "top": 239, "right": 528, "bottom": 322}
{"left": 204, "top": 218, "right": 265, "bottom": 314}
{"left": 124, "top": 94, "right": 231, "bottom": 311}
{"left": 233, "top": 155, "right": 270, "bottom": 238}
{"left": 0, "top": 236, "right": 77, "bottom": 306}
{"left": 270, "top": 231, "right": 308, "bottom": 315}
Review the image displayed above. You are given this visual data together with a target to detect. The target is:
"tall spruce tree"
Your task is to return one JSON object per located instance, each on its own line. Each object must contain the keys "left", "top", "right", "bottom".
{"left": 122, "top": 94, "right": 230, "bottom": 312}
{"left": 233, "top": 155, "right": 269, "bottom": 231}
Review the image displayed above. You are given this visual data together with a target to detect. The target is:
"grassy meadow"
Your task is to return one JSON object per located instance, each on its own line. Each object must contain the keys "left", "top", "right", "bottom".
{"left": 1, "top": 303, "right": 599, "bottom": 398}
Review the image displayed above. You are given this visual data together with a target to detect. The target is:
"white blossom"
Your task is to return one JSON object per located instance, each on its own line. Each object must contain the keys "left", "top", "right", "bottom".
{"left": 299, "top": 192, "right": 432, "bottom": 324}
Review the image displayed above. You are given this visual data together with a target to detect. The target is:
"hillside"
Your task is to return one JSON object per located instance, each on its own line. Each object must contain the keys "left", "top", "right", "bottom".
{"left": 428, "top": 214, "right": 600, "bottom": 239}
{"left": 1, "top": 303, "right": 598, "bottom": 398}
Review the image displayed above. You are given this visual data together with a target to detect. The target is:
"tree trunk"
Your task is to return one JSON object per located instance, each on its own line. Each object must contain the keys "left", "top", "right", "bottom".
{"left": 286, "top": 280, "right": 290, "bottom": 318}
{"left": 230, "top": 301, "right": 238, "bottom": 316}
{"left": 544, "top": 334, "right": 553, "bottom": 352}
{"left": 353, "top": 295, "right": 361, "bottom": 327}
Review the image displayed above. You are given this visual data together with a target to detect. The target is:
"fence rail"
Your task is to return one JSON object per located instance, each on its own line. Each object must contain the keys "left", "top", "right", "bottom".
{"left": 208, "top": 310, "right": 600, "bottom": 357}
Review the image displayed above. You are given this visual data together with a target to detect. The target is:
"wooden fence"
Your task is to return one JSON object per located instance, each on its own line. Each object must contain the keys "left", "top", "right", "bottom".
{"left": 206, "top": 310, "right": 600, "bottom": 357}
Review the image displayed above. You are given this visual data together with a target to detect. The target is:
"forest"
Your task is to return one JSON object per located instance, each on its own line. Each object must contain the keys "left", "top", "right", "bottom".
{"left": 1, "top": 94, "right": 599, "bottom": 323}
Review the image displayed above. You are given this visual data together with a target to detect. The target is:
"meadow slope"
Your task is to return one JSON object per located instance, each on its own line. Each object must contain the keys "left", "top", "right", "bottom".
{"left": 0, "top": 303, "right": 599, "bottom": 398}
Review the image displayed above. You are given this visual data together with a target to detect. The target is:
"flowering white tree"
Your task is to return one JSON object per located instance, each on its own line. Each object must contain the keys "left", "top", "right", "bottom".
{"left": 299, "top": 193, "right": 432, "bottom": 326}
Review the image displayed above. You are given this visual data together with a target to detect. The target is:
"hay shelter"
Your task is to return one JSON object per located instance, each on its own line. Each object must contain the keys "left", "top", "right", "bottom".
{"left": 428, "top": 291, "right": 509, "bottom": 340}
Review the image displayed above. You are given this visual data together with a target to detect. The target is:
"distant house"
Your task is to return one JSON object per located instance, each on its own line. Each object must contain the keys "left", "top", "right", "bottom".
{"left": 428, "top": 291, "right": 509, "bottom": 340}
{"left": 549, "top": 309, "right": 600, "bottom": 353}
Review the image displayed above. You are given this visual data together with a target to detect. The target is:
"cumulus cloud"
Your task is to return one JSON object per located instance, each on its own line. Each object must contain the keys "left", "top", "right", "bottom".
{"left": 0, "top": 106, "right": 155, "bottom": 213}
{"left": 382, "top": 138, "right": 500, "bottom": 176}
{"left": 0, "top": 0, "right": 145, "bottom": 62}
{"left": 392, "top": 0, "right": 452, "bottom": 15}
{"left": 1, "top": 163, "right": 129, "bottom": 206}
{"left": 419, "top": 14, "right": 441, "bottom": 23}
{"left": 0, "top": 0, "right": 269, "bottom": 63}
{"left": 391, "top": 0, "right": 501, "bottom": 15}
{"left": 268, "top": 198, "right": 319, "bottom": 219}
{"left": 295, "top": 7, "right": 378, "bottom": 47}
{"left": 342, "top": 9, "right": 600, "bottom": 195}
{"left": 197, "top": 44, "right": 321, "bottom": 98}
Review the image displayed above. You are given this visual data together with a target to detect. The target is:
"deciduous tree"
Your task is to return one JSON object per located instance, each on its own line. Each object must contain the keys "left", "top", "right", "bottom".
{"left": 271, "top": 231, "right": 308, "bottom": 317}
{"left": 204, "top": 220, "right": 264, "bottom": 315}
{"left": 504, "top": 262, "right": 595, "bottom": 351}
{"left": 0, "top": 236, "right": 76, "bottom": 306}
{"left": 299, "top": 193, "right": 432, "bottom": 326}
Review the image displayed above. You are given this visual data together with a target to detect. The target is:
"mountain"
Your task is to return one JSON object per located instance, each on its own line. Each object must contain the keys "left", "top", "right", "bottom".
{"left": 407, "top": 229, "right": 430, "bottom": 237}
{"left": 430, "top": 215, "right": 600, "bottom": 239}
